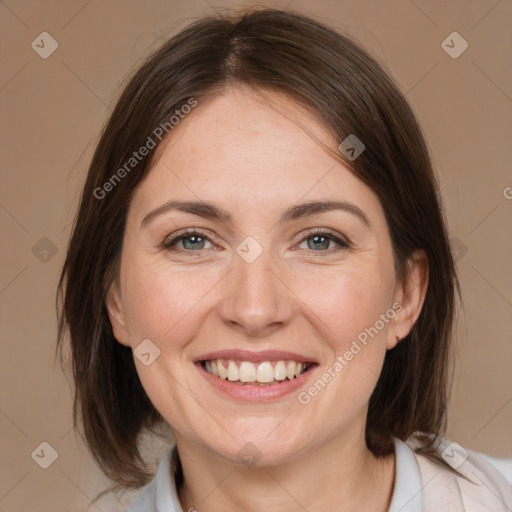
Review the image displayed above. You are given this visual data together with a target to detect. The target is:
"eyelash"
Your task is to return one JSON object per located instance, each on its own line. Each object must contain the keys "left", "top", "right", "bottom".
{"left": 162, "top": 228, "right": 350, "bottom": 254}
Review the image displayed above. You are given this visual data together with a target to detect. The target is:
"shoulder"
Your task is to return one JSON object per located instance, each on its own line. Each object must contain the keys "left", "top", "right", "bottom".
{"left": 477, "top": 452, "right": 512, "bottom": 485}
{"left": 407, "top": 435, "right": 512, "bottom": 511}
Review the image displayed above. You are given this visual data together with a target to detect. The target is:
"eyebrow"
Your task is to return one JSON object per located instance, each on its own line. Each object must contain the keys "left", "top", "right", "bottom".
{"left": 141, "top": 199, "right": 372, "bottom": 230}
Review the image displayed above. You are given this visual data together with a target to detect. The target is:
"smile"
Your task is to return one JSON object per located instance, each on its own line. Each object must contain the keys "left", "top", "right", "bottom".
{"left": 195, "top": 350, "right": 319, "bottom": 401}
{"left": 201, "top": 359, "right": 313, "bottom": 386}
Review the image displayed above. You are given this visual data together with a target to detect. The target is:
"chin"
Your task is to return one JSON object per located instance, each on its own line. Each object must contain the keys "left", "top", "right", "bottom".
{"left": 203, "top": 429, "right": 307, "bottom": 468}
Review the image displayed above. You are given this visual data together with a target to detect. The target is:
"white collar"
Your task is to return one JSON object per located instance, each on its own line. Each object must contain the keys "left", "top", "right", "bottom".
{"left": 387, "top": 438, "right": 423, "bottom": 512}
{"left": 132, "top": 437, "right": 424, "bottom": 512}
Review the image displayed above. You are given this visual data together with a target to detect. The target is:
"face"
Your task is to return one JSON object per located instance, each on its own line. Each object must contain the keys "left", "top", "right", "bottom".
{"left": 107, "top": 86, "right": 426, "bottom": 466}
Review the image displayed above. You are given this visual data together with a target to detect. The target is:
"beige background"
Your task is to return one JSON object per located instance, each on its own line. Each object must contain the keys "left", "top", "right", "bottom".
{"left": 1, "top": 0, "right": 511, "bottom": 510}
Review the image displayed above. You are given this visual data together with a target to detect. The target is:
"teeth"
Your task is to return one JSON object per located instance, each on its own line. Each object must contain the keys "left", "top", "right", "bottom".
{"left": 274, "top": 361, "right": 287, "bottom": 381}
{"left": 227, "top": 361, "right": 239, "bottom": 381}
{"left": 218, "top": 361, "right": 228, "bottom": 380}
{"left": 286, "top": 361, "right": 296, "bottom": 380}
{"left": 203, "top": 359, "right": 311, "bottom": 384}
{"left": 239, "top": 361, "right": 256, "bottom": 382}
{"left": 211, "top": 360, "right": 219, "bottom": 378}
{"left": 257, "top": 362, "right": 274, "bottom": 383}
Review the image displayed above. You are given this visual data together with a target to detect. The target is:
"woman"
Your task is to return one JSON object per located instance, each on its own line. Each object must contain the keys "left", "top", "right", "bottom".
{"left": 56, "top": 8, "right": 512, "bottom": 511}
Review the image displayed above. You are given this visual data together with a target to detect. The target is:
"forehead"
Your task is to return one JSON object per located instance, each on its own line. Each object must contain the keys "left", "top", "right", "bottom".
{"left": 129, "top": 87, "right": 386, "bottom": 228}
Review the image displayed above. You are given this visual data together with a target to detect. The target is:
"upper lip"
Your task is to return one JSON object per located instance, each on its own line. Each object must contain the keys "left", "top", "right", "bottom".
{"left": 195, "top": 349, "right": 318, "bottom": 364}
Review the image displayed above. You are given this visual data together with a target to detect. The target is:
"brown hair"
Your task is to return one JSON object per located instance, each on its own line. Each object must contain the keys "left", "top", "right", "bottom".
{"left": 56, "top": 7, "right": 462, "bottom": 494}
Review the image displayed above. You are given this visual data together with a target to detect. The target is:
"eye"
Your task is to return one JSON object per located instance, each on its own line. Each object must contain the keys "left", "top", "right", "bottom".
{"left": 162, "top": 228, "right": 350, "bottom": 254}
{"left": 297, "top": 229, "right": 350, "bottom": 252}
{"left": 163, "top": 229, "right": 214, "bottom": 252}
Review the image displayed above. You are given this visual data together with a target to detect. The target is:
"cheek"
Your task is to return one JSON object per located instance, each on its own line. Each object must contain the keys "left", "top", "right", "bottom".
{"left": 122, "top": 258, "right": 222, "bottom": 343}
{"left": 297, "top": 264, "right": 391, "bottom": 401}
{"left": 300, "top": 263, "right": 392, "bottom": 351}
{"left": 120, "top": 260, "right": 222, "bottom": 433}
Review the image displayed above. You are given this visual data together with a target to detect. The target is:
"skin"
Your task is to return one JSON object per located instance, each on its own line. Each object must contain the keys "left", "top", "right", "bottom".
{"left": 106, "top": 85, "right": 428, "bottom": 512}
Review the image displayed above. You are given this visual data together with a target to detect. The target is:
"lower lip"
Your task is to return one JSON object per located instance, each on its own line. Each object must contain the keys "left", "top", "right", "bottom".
{"left": 196, "top": 362, "right": 318, "bottom": 402}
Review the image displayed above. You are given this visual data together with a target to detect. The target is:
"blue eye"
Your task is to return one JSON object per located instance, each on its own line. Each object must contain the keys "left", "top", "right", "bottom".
{"left": 298, "top": 230, "right": 349, "bottom": 251}
{"left": 163, "top": 229, "right": 350, "bottom": 254}
{"left": 163, "top": 230, "right": 213, "bottom": 251}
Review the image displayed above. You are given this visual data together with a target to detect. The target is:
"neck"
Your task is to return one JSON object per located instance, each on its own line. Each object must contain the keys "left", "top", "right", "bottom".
{"left": 175, "top": 427, "right": 395, "bottom": 512}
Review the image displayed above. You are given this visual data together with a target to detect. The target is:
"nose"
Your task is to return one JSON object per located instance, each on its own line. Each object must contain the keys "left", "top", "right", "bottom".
{"left": 216, "top": 247, "right": 295, "bottom": 338}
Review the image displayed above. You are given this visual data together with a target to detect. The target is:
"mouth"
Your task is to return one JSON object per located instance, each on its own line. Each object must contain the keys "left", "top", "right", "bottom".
{"left": 200, "top": 358, "right": 315, "bottom": 386}
{"left": 194, "top": 350, "right": 319, "bottom": 401}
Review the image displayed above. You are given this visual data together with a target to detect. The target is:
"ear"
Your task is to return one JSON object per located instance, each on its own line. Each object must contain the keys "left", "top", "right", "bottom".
{"left": 387, "top": 249, "right": 429, "bottom": 350}
{"left": 105, "top": 280, "right": 131, "bottom": 347}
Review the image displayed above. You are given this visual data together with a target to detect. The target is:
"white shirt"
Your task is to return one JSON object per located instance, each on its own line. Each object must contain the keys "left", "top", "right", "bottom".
{"left": 126, "top": 437, "right": 512, "bottom": 511}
